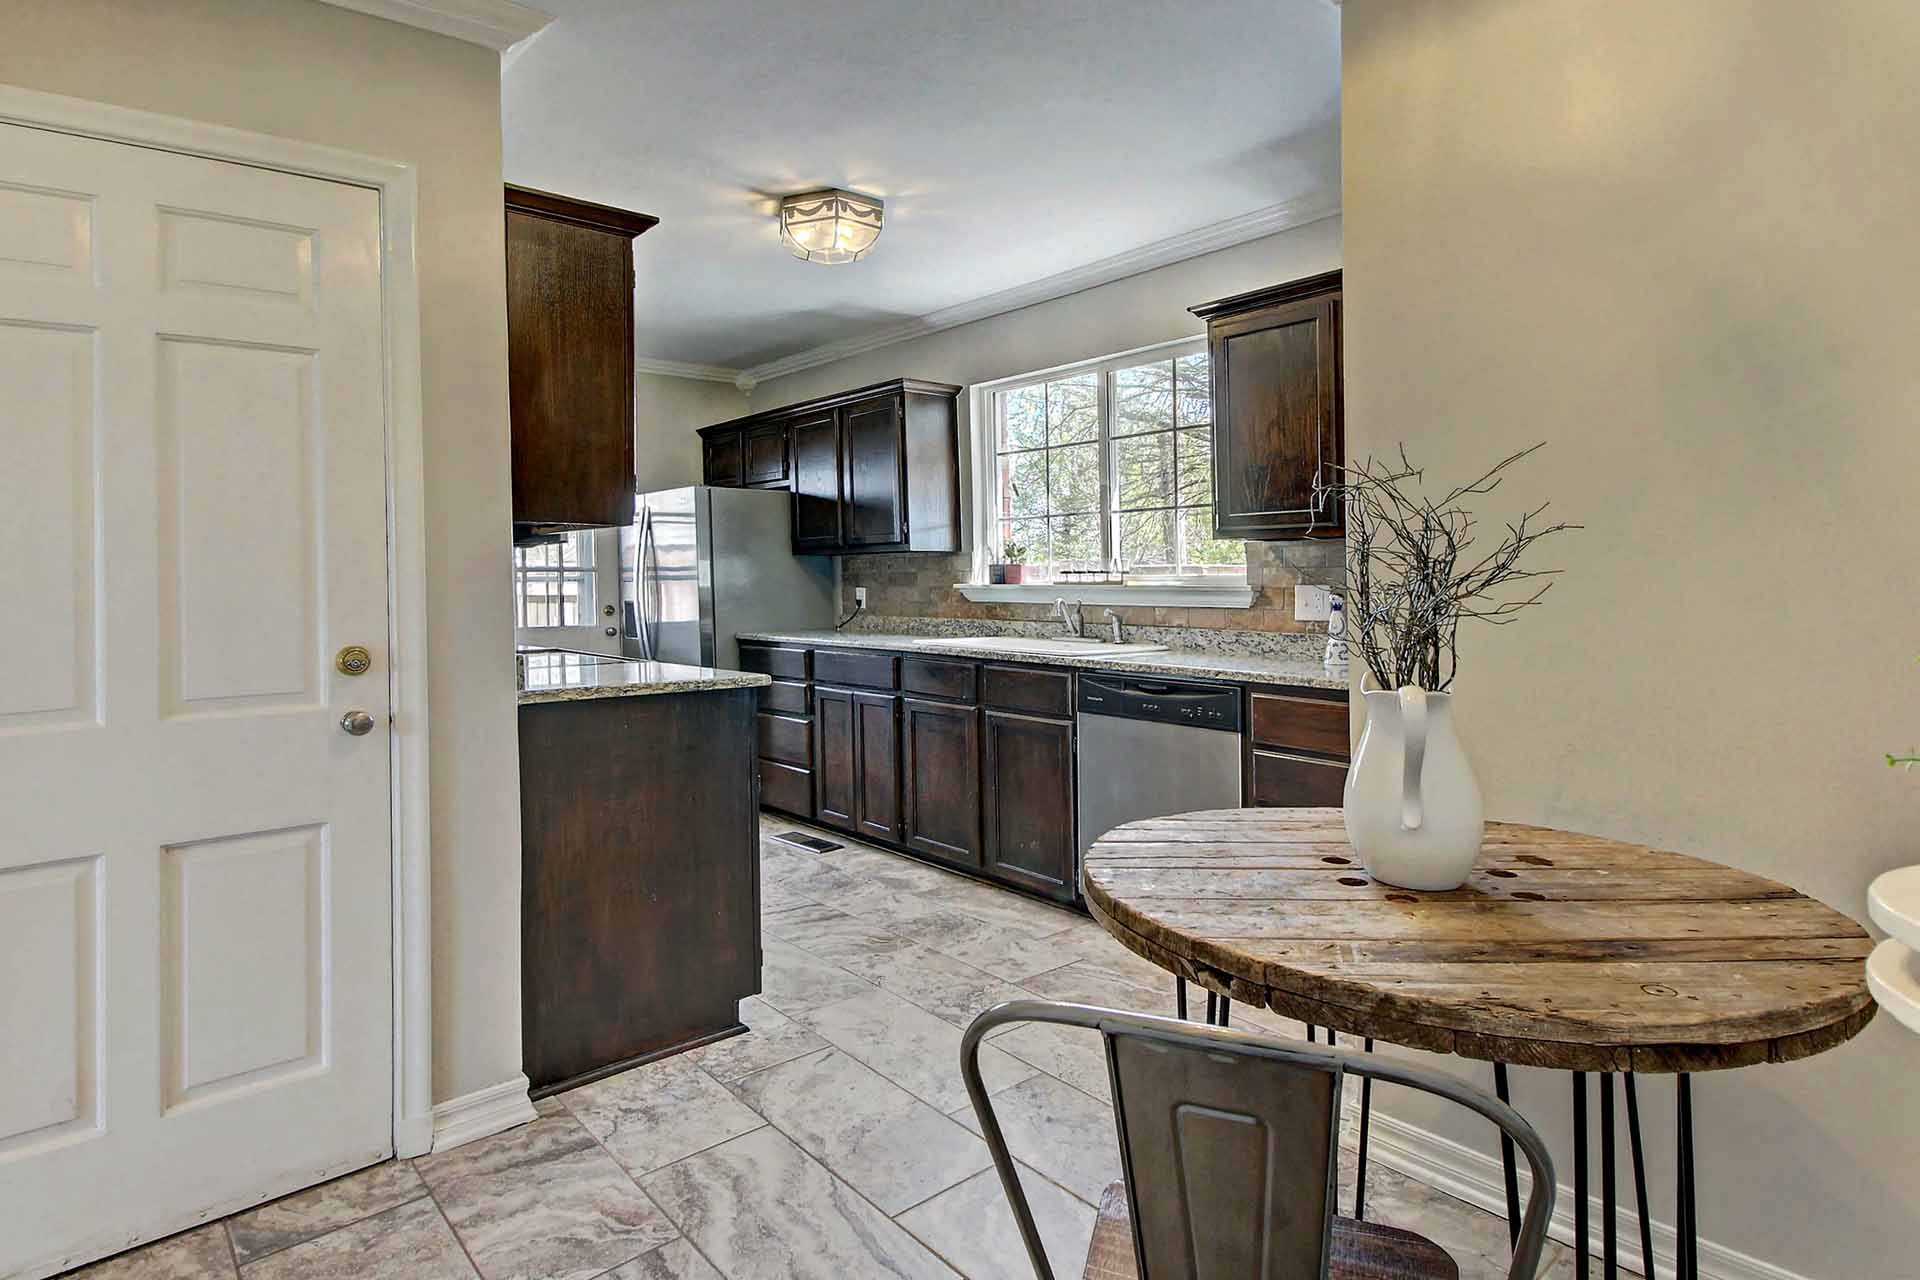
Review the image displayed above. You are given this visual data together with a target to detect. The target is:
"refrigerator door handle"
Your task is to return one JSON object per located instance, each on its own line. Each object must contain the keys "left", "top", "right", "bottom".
{"left": 641, "top": 510, "right": 661, "bottom": 661}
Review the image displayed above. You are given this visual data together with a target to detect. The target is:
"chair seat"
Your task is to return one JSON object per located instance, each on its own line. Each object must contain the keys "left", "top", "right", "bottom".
{"left": 1083, "top": 1182, "right": 1460, "bottom": 1280}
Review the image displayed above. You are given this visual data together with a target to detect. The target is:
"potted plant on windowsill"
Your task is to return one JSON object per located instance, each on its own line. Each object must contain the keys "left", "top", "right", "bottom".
{"left": 990, "top": 538, "right": 1032, "bottom": 585}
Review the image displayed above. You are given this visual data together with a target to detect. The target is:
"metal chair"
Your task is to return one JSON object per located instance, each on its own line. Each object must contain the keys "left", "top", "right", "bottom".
{"left": 961, "top": 1001, "right": 1557, "bottom": 1280}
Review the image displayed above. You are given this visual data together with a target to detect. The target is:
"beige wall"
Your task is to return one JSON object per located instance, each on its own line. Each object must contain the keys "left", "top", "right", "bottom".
{"left": 2, "top": 0, "right": 523, "bottom": 1104}
{"left": 749, "top": 216, "right": 1345, "bottom": 630}
{"left": 635, "top": 372, "right": 748, "bottom": 493}
{"left": 1345, "top": 2, "right": 1920, "bottom": 1274}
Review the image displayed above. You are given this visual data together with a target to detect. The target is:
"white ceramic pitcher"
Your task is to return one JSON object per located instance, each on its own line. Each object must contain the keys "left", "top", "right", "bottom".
{"left": 1343, "top": 684, "right": 1484, "bottom": 890}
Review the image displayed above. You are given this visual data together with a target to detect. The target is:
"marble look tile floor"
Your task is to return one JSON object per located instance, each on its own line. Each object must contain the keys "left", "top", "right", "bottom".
{"left": 64, "top": 817, "right": 1613, "bottom": 1280}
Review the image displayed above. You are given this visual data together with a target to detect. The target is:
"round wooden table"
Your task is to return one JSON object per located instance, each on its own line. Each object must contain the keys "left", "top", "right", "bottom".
{"left": 1082, "top": 807, "right": 1876, "bottom": 1279}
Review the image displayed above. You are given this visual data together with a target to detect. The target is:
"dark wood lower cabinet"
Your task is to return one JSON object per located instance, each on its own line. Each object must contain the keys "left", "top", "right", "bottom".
{"left": 853, "top": 692, "right": 901, "bottom": 843}
{"left": 519, "top": 688, "right": 759, "bottom": 1094}
{"left": 982, "top": 709, "right": 1078, "bottom": 903}
{"left": 813, "top": 685, "right": 857, "bottom": 832}
{"left": 1250, "top": 749, "right": 1348, "bottom": 807}
{"left": 901, "top": 698, "right": 981, "bottom": 868}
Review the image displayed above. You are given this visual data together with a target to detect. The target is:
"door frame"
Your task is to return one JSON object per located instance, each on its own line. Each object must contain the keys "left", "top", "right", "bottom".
{"left": 0, "top": 85, "right": 438, "bottom": 1157}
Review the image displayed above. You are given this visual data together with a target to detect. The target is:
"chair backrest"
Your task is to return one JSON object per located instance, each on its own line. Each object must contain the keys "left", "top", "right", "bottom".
{"left": 961, "top": 1000, "right": 1557, "bottom": 1280}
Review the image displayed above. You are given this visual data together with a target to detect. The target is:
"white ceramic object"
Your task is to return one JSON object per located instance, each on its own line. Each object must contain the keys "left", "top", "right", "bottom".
{"left": 1344, "top": 686, "right": 1485, "bottom": 890}
{"left": 1866, "top": 938, "right": 1920, "bottom": 1036}
{"left": 1868, "top": 864, "right": 1920, "bottom": 951}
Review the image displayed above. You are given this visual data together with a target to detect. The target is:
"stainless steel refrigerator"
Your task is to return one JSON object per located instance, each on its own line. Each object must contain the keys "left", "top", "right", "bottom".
{"left": 620, "top": 486, "right": 836, "bottom": 668}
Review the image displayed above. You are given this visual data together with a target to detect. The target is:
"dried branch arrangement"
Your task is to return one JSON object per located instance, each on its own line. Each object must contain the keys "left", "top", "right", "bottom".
{"left": 1324, "top": 443, "right": 1579, "bottom": 691}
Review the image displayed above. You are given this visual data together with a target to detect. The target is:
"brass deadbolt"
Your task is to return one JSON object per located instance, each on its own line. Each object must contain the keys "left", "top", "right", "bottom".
{"left": 335, "top": 645, "right": 373, "bottom": 676}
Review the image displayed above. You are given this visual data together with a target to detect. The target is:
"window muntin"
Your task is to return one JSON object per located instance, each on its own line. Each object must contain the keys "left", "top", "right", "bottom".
{"left": 512, "top": 532, "right": 596, "bottom": 628}
{"left": 989, "top": 346, "right": 1244, "bottom": 580}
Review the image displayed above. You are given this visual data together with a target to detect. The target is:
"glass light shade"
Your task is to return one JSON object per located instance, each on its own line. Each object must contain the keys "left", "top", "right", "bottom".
{"left": 779, "top": 188, "right": 884, "bottom": 264}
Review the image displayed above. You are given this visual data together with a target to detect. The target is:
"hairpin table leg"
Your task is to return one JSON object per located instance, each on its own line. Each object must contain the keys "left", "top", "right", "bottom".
{"left": 1494, "top": 1063, "right": 1520, "bottom": 1250}
{"left": 1625, "top": 1074, "right": 1655, "bottom": 1280}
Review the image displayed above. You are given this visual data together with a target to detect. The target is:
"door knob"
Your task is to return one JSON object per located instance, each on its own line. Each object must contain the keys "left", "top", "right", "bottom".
{"left": 340, "top": 710, "right": 377, "bottom": 736}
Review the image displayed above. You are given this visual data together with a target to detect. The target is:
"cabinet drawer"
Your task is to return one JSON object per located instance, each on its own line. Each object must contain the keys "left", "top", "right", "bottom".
{"left": 981, "top": 664, "right": 1072, "bottom": 718}
{"left": 1250, "top": 749, "right": 1348, "bottom": 807}
{"left": 900, "top": 657, "right": 977, "bottom": 703}
{"left": 739, "top": 643, "right": 809, "bottom": 679}
{"left": 757, "top": 679, "right": 811, "bottom": 715}
{"left": 759, "top": 759, "right": 814, "bottom": 816}
{"left": 1249, "top": 690, "right": 1350, "bottom": 759}
{"left": 814, "top": 649, "right": 898, "bottom": 690}
{"left": 757, "top": 712, "right": 813, "bottom": 767}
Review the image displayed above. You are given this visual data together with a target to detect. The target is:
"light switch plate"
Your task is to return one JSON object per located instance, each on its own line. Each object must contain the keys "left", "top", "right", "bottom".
{"left": 1295, "top": 585, "right": 1332, "bottom": 622}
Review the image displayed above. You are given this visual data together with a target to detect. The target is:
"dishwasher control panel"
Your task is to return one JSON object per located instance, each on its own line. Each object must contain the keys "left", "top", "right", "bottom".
{"left": 1077, "top": 674, "right": 1242, "bottom": 732}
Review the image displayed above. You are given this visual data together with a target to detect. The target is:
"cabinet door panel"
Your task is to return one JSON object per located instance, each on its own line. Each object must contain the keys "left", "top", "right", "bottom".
{"left": 507, "top": 209, "right": 636, "bottom": 526}
{"left": 790, "top": 409, "right": 844, "bottom": 549}
{"left": 853, "top": 692, "right": 900, "bottom": 843}
{"left": 813, "top": 686, "right": 857, "bottom": 832}
{"left": 901, "top": 699, "right": 980, "bottom": 868}
{"left": 842, "top": 393, "right": 906, "bottom": 548}
{"left": 744, "top": 424, "right": 789, "bottom": 486}
{"left": 1211, "top": 294, "right": 1341, "bottom": 539}
{"left": 702, "top": 429, "right": 744, "bottom": 486}
{"left": 982, "top": 711, "right": 1077, "bottom": 902}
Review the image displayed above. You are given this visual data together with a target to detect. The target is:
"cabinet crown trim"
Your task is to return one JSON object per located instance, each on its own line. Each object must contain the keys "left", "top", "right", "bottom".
{"left": 1189, "top": 268, "right": 1342, "bottom": 320}
{"left": 506, "top": 184, "right": 659, "bottom": 238}
{"left": 714, "top": 377, "right": 962, "bottom": 429}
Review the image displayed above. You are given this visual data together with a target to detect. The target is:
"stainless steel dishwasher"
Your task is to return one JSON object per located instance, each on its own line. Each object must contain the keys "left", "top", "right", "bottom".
{"left": 1076, "top": 673, "right": 1244, "bottom": 861}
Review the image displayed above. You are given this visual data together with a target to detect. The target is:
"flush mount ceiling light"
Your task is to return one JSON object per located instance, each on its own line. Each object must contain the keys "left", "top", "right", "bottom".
{"left": 779, "top": 188, "right": 884, "bottom": 264}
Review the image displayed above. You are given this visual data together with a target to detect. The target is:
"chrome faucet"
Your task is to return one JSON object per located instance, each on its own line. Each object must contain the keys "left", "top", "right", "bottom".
{"left": 1051, "top": 597, "right": 1086, "bottom": 638}
{"left": 1102, "top": 608, "right": 1125, "bottom": 644}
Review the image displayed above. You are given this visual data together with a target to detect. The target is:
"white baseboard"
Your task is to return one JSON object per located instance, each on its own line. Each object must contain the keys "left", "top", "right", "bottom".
{"left": 429, "top": 1073, "right": 537, "bottom": 1154}
{"left": 1362, "top": 1105, "right": 1809, "bottom": 1280}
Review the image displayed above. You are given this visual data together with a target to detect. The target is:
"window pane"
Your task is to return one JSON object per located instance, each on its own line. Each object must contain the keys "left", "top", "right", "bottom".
{"left": 1117, "top": 508, "right": 1174, "bottom": 572}
{"left": 1181, "top": 507, "right": 1245, "bottom": 570}
{"left": 1000, "top": 517, "right": 1046, "bottom": 564}
{"left": 1114, "top": 360, "right": 1174, "bottom": 436}
{"left": 1048, "top": 374, "right": 1098, "bottom": 445}
{"left": 1115, "top": 432, "right": 1174, "bottom": 509}
{"left": 999, "top": 449, "right": 1049, "bottom": 519}
{"left": 1176, "top": 428, "right": 1213, "bottom": 506}
{"left": 1050, "top": 514, "right": 1101, "bottom": 565}
{"left": 1001, "top": 385, "right": 1046, "bottom": 451}
{"left": 1175, "top": 353, "right": 1211, "bottom": 428}
{"left": 1050, "top": 442, "right": 1101, "bottom": 516}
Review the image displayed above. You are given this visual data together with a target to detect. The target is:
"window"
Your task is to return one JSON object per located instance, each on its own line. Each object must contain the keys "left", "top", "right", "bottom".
{"left": 986, "top": 340, "right": 1244, "bottom": 582}
{"left": 512, "top": 532, "right": 596, "bottom": 629}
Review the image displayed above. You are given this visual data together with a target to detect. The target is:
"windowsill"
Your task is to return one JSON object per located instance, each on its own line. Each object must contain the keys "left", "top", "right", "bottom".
{"left": 954, "top": 581, "right": 1255, "bottom": 609}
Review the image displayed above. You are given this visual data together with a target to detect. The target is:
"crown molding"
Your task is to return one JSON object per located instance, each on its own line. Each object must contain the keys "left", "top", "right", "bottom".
{"left": 735, "top": 194, "right": 1341, "bottom": 390}
{"left": 315, "top": 0, "right": 553, "bottom": 51}
{"left": 633, "top": 356, "right": 748, "bottom": 386}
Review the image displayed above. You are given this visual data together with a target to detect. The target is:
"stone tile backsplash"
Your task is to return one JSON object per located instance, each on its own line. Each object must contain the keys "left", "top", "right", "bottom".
{"left": 839, "top": 539, "right": 1345, "bottom": 638}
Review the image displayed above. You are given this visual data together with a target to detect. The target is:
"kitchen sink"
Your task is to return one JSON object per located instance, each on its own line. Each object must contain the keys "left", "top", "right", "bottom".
{"left": 908, "top": 636, "right": 1169, "bottom": 658}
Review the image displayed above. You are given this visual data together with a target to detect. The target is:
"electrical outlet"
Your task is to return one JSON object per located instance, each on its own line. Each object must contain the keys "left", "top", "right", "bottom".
{"left": 1294, "top": 584, "right": 1332, "bottom": 622}
{"left": 853, "top": 586, "right": 868, "bottom": 609}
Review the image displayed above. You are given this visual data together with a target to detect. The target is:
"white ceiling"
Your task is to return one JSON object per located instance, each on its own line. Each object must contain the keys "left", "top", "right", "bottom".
{"left": 502, "top": 0, "right": 1341, "bottom": 381}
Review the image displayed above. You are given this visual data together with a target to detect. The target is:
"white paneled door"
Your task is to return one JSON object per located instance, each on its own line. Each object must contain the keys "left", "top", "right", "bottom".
{"left": 0, "top": 123, "right": 394, "bottom": 1276}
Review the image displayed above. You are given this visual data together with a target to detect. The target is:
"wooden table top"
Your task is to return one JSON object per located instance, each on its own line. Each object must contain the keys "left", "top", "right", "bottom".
{"left": 1082, "top": 808, "right": 1876, "bottom": 1073}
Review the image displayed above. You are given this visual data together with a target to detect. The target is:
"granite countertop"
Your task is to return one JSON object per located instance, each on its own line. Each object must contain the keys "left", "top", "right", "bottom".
{"left": 518, "top": 652, "right": 771, "bottom": 705}
{"left": 734, "top": 629, "right": 1349, "bottom": 691}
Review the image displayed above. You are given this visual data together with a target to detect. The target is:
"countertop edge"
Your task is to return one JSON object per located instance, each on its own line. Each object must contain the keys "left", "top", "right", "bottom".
{"left": 518, "top": 673, "right": 772, "bottom": 705}
{"left": 735, "top": 630, "right": 1349, "bottom": 691}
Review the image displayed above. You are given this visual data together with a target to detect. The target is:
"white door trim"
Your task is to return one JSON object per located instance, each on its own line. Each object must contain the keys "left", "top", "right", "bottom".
{"left": 0, "top": 84, "right": 437, "bottom": 1158}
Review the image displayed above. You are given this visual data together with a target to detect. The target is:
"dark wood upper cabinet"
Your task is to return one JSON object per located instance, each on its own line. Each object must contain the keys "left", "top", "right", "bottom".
{"left": 743, "top": 423, "right": 790, "bottom": 487}
{"left": 1190, "top": 270, "right": 1343, "bottom": 541}
{"left": 981, "top": 709, "right": 1078, "bottom": 903}
{"left": 506, "top": 185, "right": 657, "bottom": 530}
{"left": 788, "top": 409, "right": 844, "bottom": 550}
{"left": 901, "top": 698, "right": 981, "bottom": 869}
{"left": 696, "top": 379, "right": 960, "bottom": 554}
